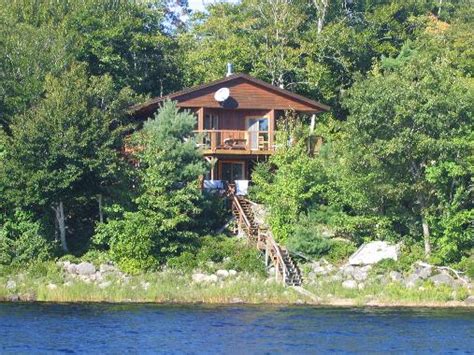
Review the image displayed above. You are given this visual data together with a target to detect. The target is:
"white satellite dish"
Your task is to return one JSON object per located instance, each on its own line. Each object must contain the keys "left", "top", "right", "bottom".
{"left": 214, "top": 87, "right": 230, "bottom": 102}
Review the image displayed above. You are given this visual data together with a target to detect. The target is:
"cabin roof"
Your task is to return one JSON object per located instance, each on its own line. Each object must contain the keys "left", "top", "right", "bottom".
{"left": 130, "top": 73, "right": 330, "bottom": 117}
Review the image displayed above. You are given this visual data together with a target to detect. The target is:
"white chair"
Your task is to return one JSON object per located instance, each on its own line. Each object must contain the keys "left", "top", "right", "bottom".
{"left": 235, "top": 180, "right": 249, "bottom": 196}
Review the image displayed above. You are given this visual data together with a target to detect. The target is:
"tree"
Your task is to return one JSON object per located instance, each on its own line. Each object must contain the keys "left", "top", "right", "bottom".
{"left": 341, "top": 37, "right": 473, "bottom": 259}
{"left": 0, "top": 64, "right": 137, "bottom": 252}
{"left": 94, "top": 101, "right": 206, "bottom": 273}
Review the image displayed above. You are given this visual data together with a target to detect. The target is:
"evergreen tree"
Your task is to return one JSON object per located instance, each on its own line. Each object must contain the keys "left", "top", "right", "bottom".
{"left": 94, "top": 101, "right": 206, "bottom": 273}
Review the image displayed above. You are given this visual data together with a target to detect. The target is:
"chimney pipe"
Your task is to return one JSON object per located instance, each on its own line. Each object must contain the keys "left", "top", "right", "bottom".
{"left": 226, "top": 63, "right": 233, "bottom": 77}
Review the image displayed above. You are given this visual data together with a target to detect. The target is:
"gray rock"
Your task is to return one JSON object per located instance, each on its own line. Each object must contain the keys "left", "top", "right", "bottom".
{"left": 389, "top": 271, "right": 403, "bottom": 282}
{"left": 47, "top": 283, "right": 58, "bottom": 290}
{"left": 8, "top": 294, "right": 19, "bottom": 302}
{"left": 465, "top": 295, "right": 474, "bottom": 305}
{"left": 430, "top": 273, "right": 457, "bottom": 288}
{"left": 228, "top": 270, "right": 237, "bottom": 276}
{"left": 349, "top": 241, "right": 399, "bottom": 265}
{"left": 98, "top": 281, "right": 112, "bottom": 289}
{"left": 331, "top": 274, "right": 343, "bottom": 282}
{"left": 342, "top": 280, "right": 358, "bottom": 290}
{"left": 99, "top": 263, "right": 117, "bottom": 273}
{"left": 352, "top": 268, "right": 368, "bottom": 282}
{"left": 208, "top": 274, "right": 218, "bottom": 283}
{"left": 76, "top": 262, "right": 96, "bottom": 275}
{"left": 192, "top": 273, "right": 208, "bottom": 283}
{"left": 66, "top": 263, "right": 77, "bottom": 274}
{"left": 405, "top": 274, "right": 421, "bottom": 288}
{"left": 216, "top": 269, "right": 229, "bottom": 278}
{"left": 63, "top": 281, "right": 73, "bottom": 287}
{"left": 230, "top": 297, "right": 244, "bottom": 304}
{"left": 6, "top": 280, "right": 16, "bottom": 290}
{"left": 412, "top": 264, "right": 432, "bottom": 279}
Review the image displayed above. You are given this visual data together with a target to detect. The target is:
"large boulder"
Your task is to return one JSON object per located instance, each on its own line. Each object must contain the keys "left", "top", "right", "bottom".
{"left": 76, "top": 262, "right": 96, "bottom": 276}
{"left": 429, "top": 273, "right": 457, "bottom": 288}
{"left": 349, "top": 241, "right": 399, "bottom": 265}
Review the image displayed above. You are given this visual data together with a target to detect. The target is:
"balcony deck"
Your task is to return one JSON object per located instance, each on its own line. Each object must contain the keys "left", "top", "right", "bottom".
{"left": 195, "top": 130, "right": 275, "bottom": 155}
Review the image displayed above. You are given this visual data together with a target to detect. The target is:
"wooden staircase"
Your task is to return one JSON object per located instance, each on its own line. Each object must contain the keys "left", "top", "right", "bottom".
{"left": 231, "top": 195, "right": 302, "bottom": 286}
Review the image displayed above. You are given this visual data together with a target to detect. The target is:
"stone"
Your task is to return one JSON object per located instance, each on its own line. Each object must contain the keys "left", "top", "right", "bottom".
{"left": 141, "top": 281, "right": 151, "bottom": 290}
{"left": 342, "top": 280, "right": 358, "bottom": 290}
{"left": 349, "top": 241, "right": 399, "bottom": 265}
{"left": 295, "top": 299, "right": 305, "bottom": 305}
{"left": 430, "top": 273, "right": 457, "bottom": 288}
{"left": 63, "top": 281, "right": 73, "bottom": 287}
{"left": 268, "top": 267, "right": 275, "bottom": 276}
{"left": 412, "top": 263, "right": 432, "bottom": 279}
{"left": 7, "top": 294, "right": 19, "bottom": 302}
{"left": 99, "top": 281, "right": 112, "bottom": 289}
{"left": 230, "top": 297, "right": 244, "bottom": 304}
{"left": 405, "top": 274, "right": 421, "bottom": 288}
{"left": 99, "top": 263, "right": 117, "bottom": 273}
{"left": 66, "top": 263, "right": 77, "bottom": 274}
{"left": 47, "top": 283, "right": 58, "bottom": 290}
{"left": 464, "top": 295, "right": 474, "bottom": 305}
{"left": 389, "top": 271, "right": 403, "bottom": 282}
{"left": 208, "top": 274, "right": 218, "bottom": 283}
{"left": 331, "top": 274, "right": 343, "bottom": 282}
{"left": 192, "top": 273, "right": 208, "bottom": 283}
{"left": 228, "top": 270, "right": 237, "bottom": 276}
{"left": 20, "top": 293, "right": 36, "bottom": 302}
{"left": 216, "top": 269, "right": 229, "bottom": 278}
{"left": 358, "top": 283, "right": 365, "bottom": 290}
{"left": 6, "top": 280, "right": 16, "bottom": 290}
{"left": 352, "top": 268, "right": 368, "bottom": 282}
{"left": 76, "top": 262, "right": 96, "bottom": 275}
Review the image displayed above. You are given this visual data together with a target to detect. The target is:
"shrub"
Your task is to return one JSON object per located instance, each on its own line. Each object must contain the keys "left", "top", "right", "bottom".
{"left": 0, "top": 209, "right": 51, "bottom": 266}
{"left": 167, "top": 251, "right": 199, "bottom": 272}
{"left": 326, "top": 240, "right": 357, "bottom": 264}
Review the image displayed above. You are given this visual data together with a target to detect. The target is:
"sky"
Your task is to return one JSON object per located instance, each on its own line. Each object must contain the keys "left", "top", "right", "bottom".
{"left": 188, "top": 0, "right": 239, "bottom": 12}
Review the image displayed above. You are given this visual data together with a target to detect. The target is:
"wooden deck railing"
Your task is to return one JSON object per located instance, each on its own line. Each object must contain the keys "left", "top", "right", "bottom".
{"left": 195, "top": 130, "right": 272, "bottom": 153}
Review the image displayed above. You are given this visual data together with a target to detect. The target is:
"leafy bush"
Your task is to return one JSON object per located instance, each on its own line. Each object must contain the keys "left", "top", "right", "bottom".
{"left": 371, "top": 258, "right": 399, "bottom": 274}
{"left": 0, "top": 209, "right": 51, "bottom": 266}
{"left": 167, "top": 251, "right": 199, "bottom": 272}
{"left": 167, "top": 235, "right": 265, "bottom": 276}
{"left": 326, "top": 240, "right": 357, "bottom": 264}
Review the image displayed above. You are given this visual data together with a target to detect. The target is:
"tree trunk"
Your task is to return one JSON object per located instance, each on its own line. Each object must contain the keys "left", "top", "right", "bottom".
{"left": 97, "top": 194, "right": 104, "bottom": 224}
{"left": 421, "top": 215, "right": 431, "bottom": 258}
{"left": 53, "top": 201, "right": 68, "bottom": 252}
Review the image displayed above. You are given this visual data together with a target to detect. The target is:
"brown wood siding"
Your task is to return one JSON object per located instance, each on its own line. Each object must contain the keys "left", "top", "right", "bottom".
{"left": 175, "top": 78, "right": 319, "bottom": 112}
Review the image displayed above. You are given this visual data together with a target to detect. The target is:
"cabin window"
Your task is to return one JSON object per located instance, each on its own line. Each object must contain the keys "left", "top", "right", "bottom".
{"left": 221, "top": 162, "right": 245, "bottom": 182}
{"left": 204, "top": 113, "right": 219, "bottom": 130}
{"left": 246, "top": 117, "right": 269, "bottom": 150}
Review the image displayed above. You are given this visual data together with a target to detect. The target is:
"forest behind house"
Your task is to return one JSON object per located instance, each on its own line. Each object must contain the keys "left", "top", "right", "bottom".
{"left": 0, "top": 0, "right": 472, "bottom": 278}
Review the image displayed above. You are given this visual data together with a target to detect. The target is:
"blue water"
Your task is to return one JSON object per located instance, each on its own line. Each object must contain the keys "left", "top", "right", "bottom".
{"left": 0, "top": 304, "right": 473, "bottom": 354}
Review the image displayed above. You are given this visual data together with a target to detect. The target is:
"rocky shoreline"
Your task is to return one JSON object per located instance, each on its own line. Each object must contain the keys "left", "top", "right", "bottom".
{"left": 1, "top": 259, "right": 473, "bottom": 307}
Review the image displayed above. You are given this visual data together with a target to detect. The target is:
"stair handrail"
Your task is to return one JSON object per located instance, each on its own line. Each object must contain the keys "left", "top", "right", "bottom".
{"left": 231, "top": 194, "right": 293, "bottom": 285}
{"left": 262, "top": 229, "right": 289, "bottom": 283}
{"left": 232, "top": 194, "right": 252, "bottom": 230}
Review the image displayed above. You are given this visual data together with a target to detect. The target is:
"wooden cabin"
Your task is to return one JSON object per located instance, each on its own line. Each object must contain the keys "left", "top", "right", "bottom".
{"left": 131, "top": 71, "right": 329, "bottom": 191}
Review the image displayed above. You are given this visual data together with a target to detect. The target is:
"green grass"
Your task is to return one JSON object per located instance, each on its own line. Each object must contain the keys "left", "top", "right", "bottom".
{"left": 0, "top": 261, "right": 471, "bottom": 306}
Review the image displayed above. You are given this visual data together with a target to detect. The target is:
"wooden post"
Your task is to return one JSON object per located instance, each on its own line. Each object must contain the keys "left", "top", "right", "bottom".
{"left": 197, "top": 107, "right": 204, "bottom": 131}
{"left": 269, "top": 109, "right": 275, "bottom": 150}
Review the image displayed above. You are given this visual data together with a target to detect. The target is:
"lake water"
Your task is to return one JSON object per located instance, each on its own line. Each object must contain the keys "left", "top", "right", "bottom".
{"left": 0, "top": 303, "right": 473, "bottom": 354}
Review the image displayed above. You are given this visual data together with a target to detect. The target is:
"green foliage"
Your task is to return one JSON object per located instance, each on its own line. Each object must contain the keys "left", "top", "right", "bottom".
{"left": 325, "top": 240, "right": 357, "bottom": 264}
{"left": 0, "top": 209, "right": 51, "bottom": 266}
{"left": 167, "top": 236, "right": 266, "bottom": 276}
{"left": 93, "top": 101, "right": 205, "bottom": 273}
{"left": 252, "top": 119, "right": 327, "bottom": 243}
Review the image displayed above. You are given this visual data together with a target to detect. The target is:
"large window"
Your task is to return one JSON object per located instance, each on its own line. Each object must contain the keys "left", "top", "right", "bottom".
{"left": 246, "top": 116, "right": 269, "bottom": 150}
{"left": 221, "top": 162, "right": 245, "bottom": 182}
